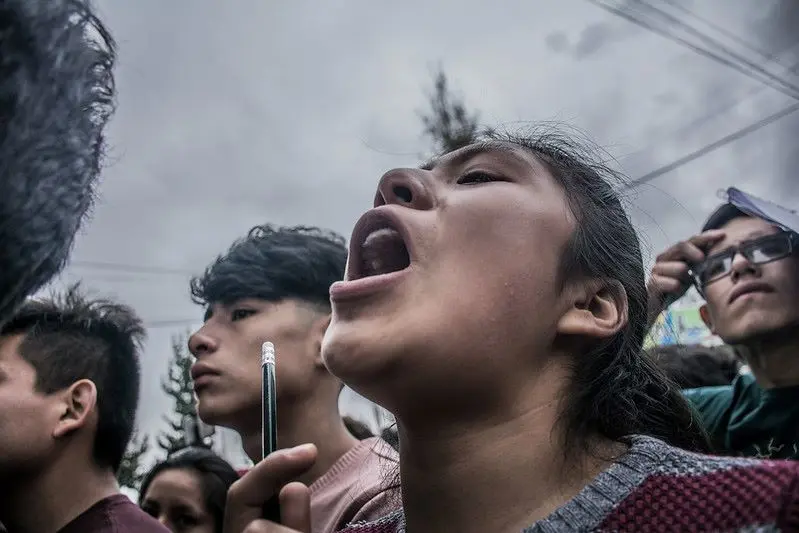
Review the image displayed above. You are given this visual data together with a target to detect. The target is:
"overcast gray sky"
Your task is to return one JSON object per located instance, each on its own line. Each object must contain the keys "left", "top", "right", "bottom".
{"left": 44, "top": 0, "right": 798, "bottom": 462}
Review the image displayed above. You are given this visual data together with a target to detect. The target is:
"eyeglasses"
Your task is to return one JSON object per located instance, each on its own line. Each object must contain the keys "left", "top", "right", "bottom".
{"left": 693, "top": 231, "right": 798, "bottom": 291}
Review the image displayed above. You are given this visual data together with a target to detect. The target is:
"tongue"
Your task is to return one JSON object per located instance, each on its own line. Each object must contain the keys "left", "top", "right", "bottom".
{"left": 361, "top": 228, "right": 410, "bottom": 277}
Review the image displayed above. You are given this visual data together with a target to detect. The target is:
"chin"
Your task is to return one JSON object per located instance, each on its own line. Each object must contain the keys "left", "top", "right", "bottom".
{"left": 719, "top": 314, "right": 796, "bottom": 345}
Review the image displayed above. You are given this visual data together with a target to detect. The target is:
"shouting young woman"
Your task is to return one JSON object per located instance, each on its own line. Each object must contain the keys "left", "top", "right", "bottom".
{"left": 224, "top": 129, "right": 799, "bottom": 533}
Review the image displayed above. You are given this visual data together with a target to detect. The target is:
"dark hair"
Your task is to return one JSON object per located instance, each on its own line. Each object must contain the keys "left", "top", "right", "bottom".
{"left": 190, "top": 225, "right": 347, "bottom": 311}
{"left": 647, "top": 344, "right": 742, "bottom": 389}
{"left": 140, "top": 447, "right": 239, "bottom": 533}
{"left": 479, "top": 127, "right": 711, "bottom": 454}
{"left": 0, "top": 284, "right": 145, "bottom": 471}
{"left": 381, "top": 426, "right": 399, "bottom": 452}
{"left": 0, "top": 0, "right": 115, "bottom": 327}
{"left": 343, "top": 416, "right": 374, "bottom": 440}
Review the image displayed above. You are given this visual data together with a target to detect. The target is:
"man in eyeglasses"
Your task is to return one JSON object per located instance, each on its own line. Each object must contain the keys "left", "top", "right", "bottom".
{"left": 647, "top": 198, "right": 799, "bottom": 459}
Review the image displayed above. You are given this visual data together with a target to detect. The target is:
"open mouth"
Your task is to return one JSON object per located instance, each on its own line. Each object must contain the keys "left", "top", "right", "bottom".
{"left": 349, "top": 210, "right": 412, "bottom": 281}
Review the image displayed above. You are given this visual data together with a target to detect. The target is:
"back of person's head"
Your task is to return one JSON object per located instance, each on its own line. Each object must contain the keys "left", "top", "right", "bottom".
{"left": 647, "top": 343, "right": 742, "bottom": 390}
{"left": 190, "top": 225, "right": 347, "bottom": 311}
{"left": 140, "top": 447, "right": 239, "bottom": 533}
{"left": 485, "top": 128, "right": 710, "bottom": 454}
{"left": 0, "top": 284, "right": 144, "bottom": 473}
{"left": 0, "top": 0, "right": 115, "bottom": 327}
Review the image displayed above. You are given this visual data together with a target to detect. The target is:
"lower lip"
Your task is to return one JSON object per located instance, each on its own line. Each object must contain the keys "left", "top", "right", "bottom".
{"left": 193, "top": 374, "right": 219, "bottom": 390}
{"left": 330, "top": 269, "right": 409, "bottom": 302}
{"left": 731, "top": 290, "right": 770, "bottom": 303}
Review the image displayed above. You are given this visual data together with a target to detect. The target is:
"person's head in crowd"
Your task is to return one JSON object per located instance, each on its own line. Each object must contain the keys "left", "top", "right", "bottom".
{"left": 324, "top": 127, "right": 707, "bottom": 457}
{"left": 697, "top": 205, "right": 799, "bottom": 350}
{"left": 188, "top": 225, "right": 351, "bottom": 461}
{"left": 140, "top": 447, "right": 239, "bottom": 533}
{"left": 647, "top": 343, "right": 742, "bottom": 389}
{"left": 0, "top": 285, "right": 148, "bottom": 532}
{"left": 649, "top": 200, "right": 799, "bottom": 388}
{"left": 189, "top": 225, "right": 400, "bottom": 532}
{"left": 0, "top": 0, "right": 115, "bottom": 327}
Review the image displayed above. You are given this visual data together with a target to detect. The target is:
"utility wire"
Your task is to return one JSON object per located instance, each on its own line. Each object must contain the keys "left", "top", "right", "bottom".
{"left": 622, "top": 101, "right": 799, "bottom": 190}
{"left": 587, "top": 0, "right": 799, "bottom": 100}
{"left": 659, "top": 0, "right": 785, "bottom": 67}
{"left": 634, "top": 0, "right": 799, "bottom": 99}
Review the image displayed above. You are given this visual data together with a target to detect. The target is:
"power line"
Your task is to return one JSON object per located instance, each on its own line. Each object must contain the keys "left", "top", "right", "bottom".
{"left": 622, "top": 100, "right": 799, "bottom": 190}
{"left": 587, "top": 0, "right": 799, "bottom": 100}
{"left": 634, "top": 0, "right": 799, "bottom": 99}
{"left": 659, "top": 0, "right": 783, "bottom": 66}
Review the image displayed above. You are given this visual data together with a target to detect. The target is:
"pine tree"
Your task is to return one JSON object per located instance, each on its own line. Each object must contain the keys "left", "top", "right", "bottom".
{"left": 157, "top": 333, "right": 198, "bottom": 455}
{"left": 117, "top": 430, "right": 150, "bottom": 490}
{"left": 419, "top": 68, "right": 485, "bottom": 155}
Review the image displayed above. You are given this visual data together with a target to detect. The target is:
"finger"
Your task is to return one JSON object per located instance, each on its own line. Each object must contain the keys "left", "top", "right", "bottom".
{"left": 651, "top": 261, "right": 691, "bottom": 281}
{"left": 674, "top": 241, "right": 707, "bottom": 265}
{"left": 688, "top": 230, "right": 725, "bottom": 251}
{"left": 225, "top": 444, "right": 317, "bottom": 533}
{"left": 649, "top": 274, "right": 685, "bottom": 298}
{"left": 280, "top": 482, "right": 312, "bottom": 533}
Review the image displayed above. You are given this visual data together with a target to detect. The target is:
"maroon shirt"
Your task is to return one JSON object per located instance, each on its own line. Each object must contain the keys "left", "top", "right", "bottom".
{"left": 57, "top": 495, "right": 168, "bottom": 533}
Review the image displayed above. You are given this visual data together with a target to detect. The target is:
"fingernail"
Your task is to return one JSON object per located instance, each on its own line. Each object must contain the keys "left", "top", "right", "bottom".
{"left": 287, "top": 443, "right": 314, "bottom": 457}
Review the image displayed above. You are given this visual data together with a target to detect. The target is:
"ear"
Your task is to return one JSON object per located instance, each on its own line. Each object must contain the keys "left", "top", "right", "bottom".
{"left": 52, "top": 379, "right": 97, "bottom": 439}
{"left": 309, "top": 313, "right": 332, "bottom": 368}
{"left": 557, "top": 279, "right": 628, "bottom": 340}
{"left": 699, "top": 304, "right": 716, "bottom": 333}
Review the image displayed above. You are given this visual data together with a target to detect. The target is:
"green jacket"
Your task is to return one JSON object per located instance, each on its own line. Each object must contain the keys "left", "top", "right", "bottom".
{"left": 684, "top": 373, "right": 799, "bottom": 460}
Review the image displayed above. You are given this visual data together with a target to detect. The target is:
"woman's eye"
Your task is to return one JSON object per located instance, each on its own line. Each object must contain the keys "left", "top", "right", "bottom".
{"left": 456, "top": 171, "right": 500, "bottom": 185}
{"left": 231, "top": 309, "right": 255, "bottom": 321}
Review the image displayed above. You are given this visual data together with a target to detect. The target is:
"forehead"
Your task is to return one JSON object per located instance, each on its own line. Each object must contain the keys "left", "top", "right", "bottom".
{"left": 147, "top": 467, "right": 203, "bottom": 499}
{"left": 709, "top": 216, "right": 780, "bottom": 253}
{"left": 422, "top": 141, "right": 544, "bottom": 173}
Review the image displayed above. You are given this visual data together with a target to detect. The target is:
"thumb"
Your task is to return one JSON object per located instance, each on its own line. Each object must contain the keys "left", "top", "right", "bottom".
{"left": 224, "top": 444, "right": 317, "bottom": 533}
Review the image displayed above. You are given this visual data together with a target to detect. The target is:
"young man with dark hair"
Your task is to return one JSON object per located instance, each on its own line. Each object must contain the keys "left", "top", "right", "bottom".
{"left": 648, "top": 198, "right": 799, "bottom": 458}
{"left": 188, "top": 225, "right": 399, "bottom": 533}
{"left": 0, "top": 286, "right": 167, "bottom": 532}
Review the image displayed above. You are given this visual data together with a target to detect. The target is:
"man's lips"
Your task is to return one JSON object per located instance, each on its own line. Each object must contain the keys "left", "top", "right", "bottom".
{"left": 728, "top": 281, "right": 774, "bottom": 304}
{"left": 191, "top": 363, "right": 220, "bottom": 389}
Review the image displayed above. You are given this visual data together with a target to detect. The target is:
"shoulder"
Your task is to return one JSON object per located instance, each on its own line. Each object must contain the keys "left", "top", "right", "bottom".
{"left": 683, "top": 373, "right": 755, "bottom": 426}
{"left": 310, "top": 438, "right": 401, "bottom": 530}
{"left": 602, "top": 440, "right": 799, "bottom": 531}
{"left": 103, "top": 495, "right": 169, "bottom": 533}
{"left": 60, "top": 495, "right": 168, "bottom": 533}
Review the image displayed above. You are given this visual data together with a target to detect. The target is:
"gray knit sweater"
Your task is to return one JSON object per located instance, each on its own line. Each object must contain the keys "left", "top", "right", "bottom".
{"left": 338, "top": 436, "right": 799, "bottom": 532}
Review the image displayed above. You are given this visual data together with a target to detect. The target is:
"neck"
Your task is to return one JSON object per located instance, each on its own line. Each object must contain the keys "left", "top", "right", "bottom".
{"left": 0, "top": 456, "right": 119, "bottom": 533}
{"left": 742, "top": 327, "right": 799, "bottom": 388}
{"left": 397, "top": 369, "right": 622, "bottom": 533}
{"left": 240, "top": 393, "right": 359, "bottom": 487}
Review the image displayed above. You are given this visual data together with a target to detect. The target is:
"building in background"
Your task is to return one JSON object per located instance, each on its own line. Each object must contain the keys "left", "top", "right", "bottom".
{"left": 645, "top": 292, "right": 720, "bottom": 348}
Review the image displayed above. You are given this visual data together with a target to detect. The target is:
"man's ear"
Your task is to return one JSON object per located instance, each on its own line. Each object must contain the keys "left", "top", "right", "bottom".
{"left": 52, "top": 379, "right": 97, "bottom": 439}
{"left": 699, "top": 304, "right": 716, "bottom": 333}
{"left": 310, "top": 313, "right": 332, "bottom": 368}
{"left": 556, "top": 279, "right": 628, "bottom": 340}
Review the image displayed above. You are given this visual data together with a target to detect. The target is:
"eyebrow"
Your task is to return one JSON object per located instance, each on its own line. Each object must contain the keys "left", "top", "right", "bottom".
{"left": 420, "top": 142, "right": 527, "bottom": 171}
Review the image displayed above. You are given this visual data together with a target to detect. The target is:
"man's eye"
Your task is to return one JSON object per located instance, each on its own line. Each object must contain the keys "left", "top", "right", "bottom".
{"left": 231, "top": 309, "right": 255, "bottom": 321}
{"left": 456, "top": 171, "right": 500, "bottom": 185}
